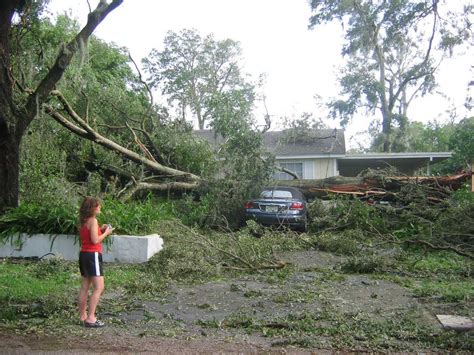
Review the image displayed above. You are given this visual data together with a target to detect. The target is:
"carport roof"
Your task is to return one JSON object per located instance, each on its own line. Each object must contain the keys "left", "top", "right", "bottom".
{"left": 337, "top": 152, "right": 452, "bottom": 176}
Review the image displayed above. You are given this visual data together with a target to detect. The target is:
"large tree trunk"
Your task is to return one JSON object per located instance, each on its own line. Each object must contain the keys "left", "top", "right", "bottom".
{"left": 0, "top": 1, "right": 20, "bottom": 211}
{"left": 0, "top": 130, "right": 20, "bottom": 211}
{"left": 277, "top": 172, "right": 471, "bottom": 200}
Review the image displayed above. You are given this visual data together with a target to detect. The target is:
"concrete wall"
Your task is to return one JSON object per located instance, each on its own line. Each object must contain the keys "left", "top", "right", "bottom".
{"left": 0, "top": 234, "right": 163, "bottom": 263}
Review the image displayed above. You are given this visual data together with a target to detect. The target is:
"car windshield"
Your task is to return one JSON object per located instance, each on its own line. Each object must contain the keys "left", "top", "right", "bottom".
{"left": 261, "top": 189, "right": 293, "bottom": 199}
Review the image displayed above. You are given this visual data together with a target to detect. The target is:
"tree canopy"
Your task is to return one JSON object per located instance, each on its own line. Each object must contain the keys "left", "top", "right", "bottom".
{"left": 309, "top": 0, "right": 472, "bottom": 152}
{"left": 143, "top": 29, "right": 255, "bottom": 130}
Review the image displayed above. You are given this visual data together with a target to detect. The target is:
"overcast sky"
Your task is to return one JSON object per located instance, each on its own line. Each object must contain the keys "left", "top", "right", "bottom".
{"left": 47, "top": 0, "right": 472, "bottom": 149}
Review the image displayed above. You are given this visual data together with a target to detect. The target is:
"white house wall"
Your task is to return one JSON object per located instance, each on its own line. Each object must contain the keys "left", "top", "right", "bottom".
{"left": 313, "top": 158, "right": 338, "bottom": 179}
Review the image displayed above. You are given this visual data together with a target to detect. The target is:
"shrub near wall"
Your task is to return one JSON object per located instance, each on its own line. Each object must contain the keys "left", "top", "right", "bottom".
{"left": 0, "top": 201, "right": 77, "bottom": 244}
{"left": 0, "top": 197, "right": 176, "bottom": 245}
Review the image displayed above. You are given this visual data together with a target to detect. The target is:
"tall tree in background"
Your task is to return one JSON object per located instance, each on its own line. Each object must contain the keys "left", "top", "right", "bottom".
{"left": 0, "top": 0, "right": 122, "bottom": 211}
{"left": 309, "top": 0, "right": 472, "bottom": 152}
{"left": 143, "top": 29, "right": 255, "bottom": 129}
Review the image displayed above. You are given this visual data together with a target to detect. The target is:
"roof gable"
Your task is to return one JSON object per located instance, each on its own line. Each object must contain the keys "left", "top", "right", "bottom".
{"left": 264, "top": 129, "right": 345, "bottom": 156}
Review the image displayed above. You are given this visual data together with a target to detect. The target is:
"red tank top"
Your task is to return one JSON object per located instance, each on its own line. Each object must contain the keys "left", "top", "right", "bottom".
{"left": 80, "top": 225, "right": 103, "bottom": 253}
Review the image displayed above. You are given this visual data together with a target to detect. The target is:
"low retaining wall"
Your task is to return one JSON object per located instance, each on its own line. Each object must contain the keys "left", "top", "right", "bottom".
{"left": 0, "top": 234, "right": 163, "bottom": 263}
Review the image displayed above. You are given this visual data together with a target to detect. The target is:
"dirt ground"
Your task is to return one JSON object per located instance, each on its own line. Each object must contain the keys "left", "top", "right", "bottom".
{"left": 1, "top": 250, "right": 468, "bottom": 354}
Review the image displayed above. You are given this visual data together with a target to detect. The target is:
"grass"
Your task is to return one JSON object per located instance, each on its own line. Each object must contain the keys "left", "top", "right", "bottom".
{"left": 413, "top": 279, "right": 473, "bottom": 302}
{"left": 205, "top": 308, "right": 473, "bottom": 351}
{"left": 0, "top": 263, "right": 74, "bottom": 301}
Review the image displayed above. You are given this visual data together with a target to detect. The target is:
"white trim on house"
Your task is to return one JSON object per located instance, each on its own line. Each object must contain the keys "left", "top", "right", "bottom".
{"left": 275, "top": 154, "right": 346, "bottom": 160}
{"left": 340, "top": 152, "right": 452, "bottom": 160}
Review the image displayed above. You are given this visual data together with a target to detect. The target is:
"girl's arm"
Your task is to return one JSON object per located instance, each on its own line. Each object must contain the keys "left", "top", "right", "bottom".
{"left": 90, "top": 219, "right": 113, "bottom": 244}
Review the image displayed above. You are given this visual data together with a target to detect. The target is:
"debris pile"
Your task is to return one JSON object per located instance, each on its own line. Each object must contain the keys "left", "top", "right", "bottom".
{"left": 280, "top": 169, "right": 472, "bottom": 205}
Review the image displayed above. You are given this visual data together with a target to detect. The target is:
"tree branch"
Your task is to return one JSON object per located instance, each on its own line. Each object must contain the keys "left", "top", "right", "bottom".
{"left": 44, "top": 91, "right": 201, "bottom": 182}
{"left": 21, "top": 0, "right": 123, "bottom": 136}
{"left": 117, "top": 179, "right": 200, "bottom": 201}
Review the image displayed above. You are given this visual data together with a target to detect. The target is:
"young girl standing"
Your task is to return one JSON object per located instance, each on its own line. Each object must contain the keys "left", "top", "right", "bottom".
{"left": 78, "top": 197, "right": 114, "bottom": 327}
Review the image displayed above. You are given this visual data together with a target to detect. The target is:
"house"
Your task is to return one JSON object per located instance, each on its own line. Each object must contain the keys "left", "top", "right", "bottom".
{"left": 194, "top": 129, "right": 452, "bottom": 179}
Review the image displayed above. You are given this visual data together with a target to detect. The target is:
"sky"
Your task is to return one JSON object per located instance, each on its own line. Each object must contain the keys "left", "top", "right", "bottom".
{"left": 46, "top": 0, "right": 473, "bottom": 149}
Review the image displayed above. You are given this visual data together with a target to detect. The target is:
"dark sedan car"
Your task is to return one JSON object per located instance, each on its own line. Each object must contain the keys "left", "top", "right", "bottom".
{"left": 244, "top": 186, "right": 308, "bottom": 231}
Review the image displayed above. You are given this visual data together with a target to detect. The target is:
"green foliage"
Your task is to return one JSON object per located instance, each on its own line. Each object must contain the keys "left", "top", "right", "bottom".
{"left": 209, "top": 308, "right": 472, "bottom": 351}
{"left": 370, "top": 120, "right": 453, "bottom": 153}
{"left": 144, "top": 29, "right": 253, "bottom": 130}
{"left": 150, "top": 121, "right": 217, "bottom": 176}
{"left": 99, "top": 197, "right": 176, "bottom": 235}
{"left": 175, "top": 193, "right": 218, "bottom": 227}
{"left": 451, "top": 187, "right": 474, "bottom": 203}
{"left": 446, "top": 117, "right": 474, "bottom": 171}
{"left": 147, "top": 220, "right": 304, "bottom": 282}
{"left": 413, "top": 280, "right": 473, "bottom": 302}
{"left": 0, "top": 197, "right": 177, "bottom": 243}
{"left": 308, "top": 185, "right": 474, "bottom": 259}
{"left": 309, "top": 198, "right": 388, "bottom": 234}
{"left": 0, "top": 201, "right": 77, "bottom": 242}
{"left": 313, "top": 230, "right": 364, "bottom": 255}
{"left": 20, "top": 118, "right": 86, "bottom": 203}
{"left": 12, "top": 14, "right": 156, "bottom": 200}
{"left": 207, "top": 128, "right": 274, "bottom": 228}
{"left": 341, "top": 255, "right": 386, "bottom": 274}
{"left": 174, "top": 120, "right": 274, "bottom": 229}
{"left": 369, "top": 118, "right": 473, "bottom": 174}
{"left": 10, "top": 14, "right": 78, "bottom": 91}
{"left": 309, "top": 1, "right": 472, "bottom": 151}
{"left": 279, "top": 113, "right": 331, "bottom": 147}
{"left": 398, "top": 251, "right": 472, "bottom": 277}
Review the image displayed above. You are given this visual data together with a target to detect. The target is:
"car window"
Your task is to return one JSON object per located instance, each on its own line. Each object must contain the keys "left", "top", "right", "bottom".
{"left": 261, "top": 189, "right": 293, "bottom": 199}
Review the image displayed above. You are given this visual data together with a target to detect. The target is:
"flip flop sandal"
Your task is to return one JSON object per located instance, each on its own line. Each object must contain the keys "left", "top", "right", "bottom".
{"left": 84, "top": 320, "right": 105, "bottom": 328}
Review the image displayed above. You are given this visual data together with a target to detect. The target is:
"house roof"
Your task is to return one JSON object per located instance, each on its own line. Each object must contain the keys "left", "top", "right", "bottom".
{"left": 194, "top": 129, "right": 346, "bottom": 157}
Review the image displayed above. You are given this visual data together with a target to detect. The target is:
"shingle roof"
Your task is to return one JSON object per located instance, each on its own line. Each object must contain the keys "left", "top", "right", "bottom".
{"left": 194, "top": 129, "right": 346, "bottom": 156}
{"left": 263, "top": 129, "right": 345, "bottom": 156}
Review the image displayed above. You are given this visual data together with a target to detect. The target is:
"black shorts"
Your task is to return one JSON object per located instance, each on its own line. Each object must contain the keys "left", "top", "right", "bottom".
{"left": 79, "top": 252, "right": 104, "bottom": 277}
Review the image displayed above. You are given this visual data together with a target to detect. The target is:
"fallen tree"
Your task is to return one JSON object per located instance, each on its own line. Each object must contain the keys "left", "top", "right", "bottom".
{"left": 277, "top": 170, "right": 472, "bottom": 203}
{"left": 303, "top": 169, "right": 474, "bottom": 259}
{"left": 45, "top": 90, "right": 202, "bottom": 200}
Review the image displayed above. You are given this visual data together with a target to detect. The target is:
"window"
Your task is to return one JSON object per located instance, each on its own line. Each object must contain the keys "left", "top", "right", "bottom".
{"left": 273, "top": 162, "right": 303, "bottom": 180}
{"left": 261, "top": 189, "right": 293, "bottom": 199}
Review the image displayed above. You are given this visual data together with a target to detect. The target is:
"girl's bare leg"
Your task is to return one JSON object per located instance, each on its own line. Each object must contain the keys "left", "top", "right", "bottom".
{"left": 85, "top": 276, "right": 104, "bottom": 323}
{"left": 79, "top": 277, "right": 91, "bottom": 321}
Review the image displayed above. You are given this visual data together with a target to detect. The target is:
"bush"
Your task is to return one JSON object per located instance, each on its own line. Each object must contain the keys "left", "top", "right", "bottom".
{"left": 99, "top": 197, "right": 176, "bottom": 235}
{"left": 0, "top": 196, "right": 178, "bottom": 243}
{"left": 0, "top": 200, "right": 77, "bottom": 243}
